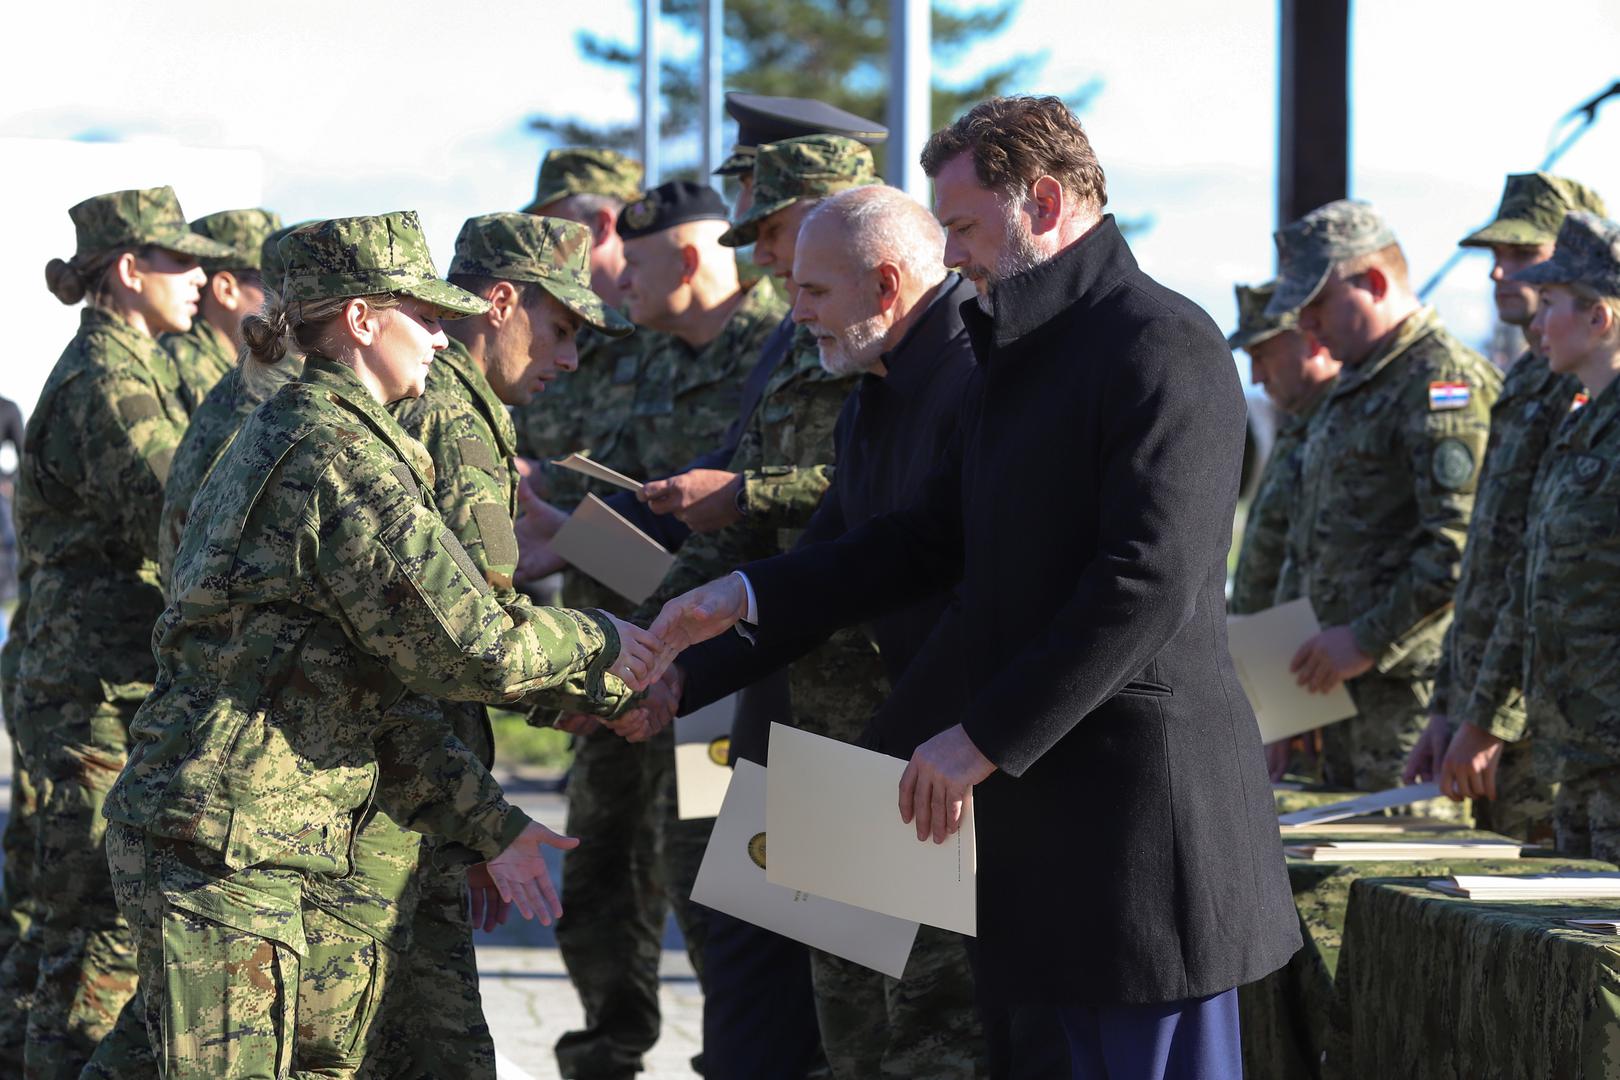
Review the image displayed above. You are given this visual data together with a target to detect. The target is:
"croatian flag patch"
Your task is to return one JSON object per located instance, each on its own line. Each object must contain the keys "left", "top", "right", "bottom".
{"left": 1573, "top": 391, "right": 1590, "bottom": 413}
{"left": 1429, "top": 382, "right": 1471, "bottom": 411}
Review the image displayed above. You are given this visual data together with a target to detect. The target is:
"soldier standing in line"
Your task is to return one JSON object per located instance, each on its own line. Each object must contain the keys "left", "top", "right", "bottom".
{"left": 161, "top": 208, "right": 282, "bottom": 412}
{"left": 1479, "top": 212, "right": 1620, "bottom": 861}
{"left": 12, "top": 186, "right": 233, "bottom": 1078}
{"left": 1271, "top": 200, "right": 1501, "bottom": 793}
{"left": 1403, "top": 174, "right": 1608, "bottom": 842}
{"left": 1225, "top": 281, "right": 1341, "bottom": 780}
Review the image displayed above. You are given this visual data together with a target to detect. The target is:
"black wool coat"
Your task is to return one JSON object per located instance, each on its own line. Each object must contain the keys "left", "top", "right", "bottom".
{"left": 735, "top": 216, "right": 1301, "bottom": 1006}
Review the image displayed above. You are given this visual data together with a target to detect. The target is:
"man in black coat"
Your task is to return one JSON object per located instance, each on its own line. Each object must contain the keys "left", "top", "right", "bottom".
{"left": 649, "top": 96, "right": 1300, "bottom": 1079}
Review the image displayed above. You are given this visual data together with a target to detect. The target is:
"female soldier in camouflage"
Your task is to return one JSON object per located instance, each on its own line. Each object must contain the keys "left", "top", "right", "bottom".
{"left": 100, "top": 212, "right": 658, "bottom": 1079}
{"left": 1481, "top": 212, "right": 1620, "bottom": 862}
{"left": 12, "top": 185, "right": 235, "bottom": 1078}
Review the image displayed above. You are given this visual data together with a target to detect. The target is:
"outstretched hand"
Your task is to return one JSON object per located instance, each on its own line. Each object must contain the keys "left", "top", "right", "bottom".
{"left": 485, "top": 820, "right": 580, "bottom": 924}
{"left": 605, "top": 614, "right": 660, "bottom": 692}
{"left": 646, "top": 575, "right": 750, "bottom": 683}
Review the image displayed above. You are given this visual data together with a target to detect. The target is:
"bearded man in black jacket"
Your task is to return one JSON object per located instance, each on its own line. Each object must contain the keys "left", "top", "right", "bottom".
{"left": 649, "top": 96, "right": 1300, "bottom": 1080}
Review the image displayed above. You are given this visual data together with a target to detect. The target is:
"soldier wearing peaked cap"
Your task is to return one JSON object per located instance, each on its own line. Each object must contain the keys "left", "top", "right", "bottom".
{"left": 98, "top": 210, "right": 661, "bottom": 1079}
{"left": 716, "top": 92, "right": 887, "bottom": 218}
{"left": 1270, "top": 200, "right": 1501, "bottom": 800}
{"left": 162, "top": 207, "right": 283, "bottom": 411}
{"left": 6, "top": 185, "right": 231, "bottom": 1077}
{"left": 365, "top": 213, "right": 632, "bottom": 1080}
{"left": 1407, "top": 174, "right": 1608, "bottom": 843}
{"left": 1474, "top": 212, "right": 1620, "bottom": 863}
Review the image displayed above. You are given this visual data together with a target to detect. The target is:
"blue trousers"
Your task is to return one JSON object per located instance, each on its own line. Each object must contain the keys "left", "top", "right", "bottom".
{"left": 1055, "top": 988, "right": 1241, "bottom": 1080}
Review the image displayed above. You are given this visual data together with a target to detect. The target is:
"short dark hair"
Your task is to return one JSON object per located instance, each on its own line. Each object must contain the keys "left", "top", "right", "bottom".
{"left": 447, "top": 272, "right": 541, "bottom": 309}
{"left": 921, "top": 95, "right": 1107, "bottom": 212}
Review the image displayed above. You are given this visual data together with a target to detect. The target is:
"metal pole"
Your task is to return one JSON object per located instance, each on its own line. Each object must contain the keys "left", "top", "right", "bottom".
{"left": 886, "top": 0, "right": 930, "bottom": 197}
{"left": 640, "top": 0, "right": 661, "bottom": 185}
{"left": 701, "top": 0, "right": 724, "bottom": 187}
{"left": 1277, "top": 0, "right": 1348, "bottom": 228}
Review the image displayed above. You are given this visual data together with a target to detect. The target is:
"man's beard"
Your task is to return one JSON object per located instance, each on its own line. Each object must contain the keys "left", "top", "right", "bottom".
{"left": 815, "top": 311, "right": 890, "bottom": 376}
{"left": 967, "top": 211, "right": 1047, "bottom": 314}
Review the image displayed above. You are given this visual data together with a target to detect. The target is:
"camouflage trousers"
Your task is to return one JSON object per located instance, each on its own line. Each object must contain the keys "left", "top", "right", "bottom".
{"left": 809, "top": 926, "right": 988, "bottom": 1079}
{"left": 1472, "top": 736, "right": 1557, "bottom": 845}
{"left": 366, "top": 856, "right": 496, "bottom": 1080}
{"left": 0, "top": 739, "right": 42, "bottom": 1071}
{"left": 1552, "top": 767, "right": 1620, "bottom": 865}
{"left": 12, "top": 690, "right": 139, "bottom": 1079}
{"left": 107, "top": 823, "right": 398, "bottom": 1079}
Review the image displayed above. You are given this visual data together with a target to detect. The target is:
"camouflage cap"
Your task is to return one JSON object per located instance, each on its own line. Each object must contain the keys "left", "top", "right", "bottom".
{"left": 523, "top": 148, "right": 644, "bottom": 214}
{"left": 261, "top": 220, "right": 315, "bottom": 296}
{"left": 720, "top": 135, "right": 879, "bottom": 247}
{"left": 1459, "top": 172, "right": 1608, "bottom": 249}
{"left": 1266, "top": 200, "right": 1399, "bottom": 317}
{"left": 67, "top": 186, "right": 236, "bottom": 262}
{"left": 449, "top": 212, "right": 632, "bottom": 337}
{"left": 279, "top": 211, "right": 488, "bottom": 317}
{"left": 1511, "top": 212, "right": 1620, "bottom": 299}
{"left": 1227, "top": 281, "right": 1298, "bottom": 350}
{"left": 190, "top": 208, "right": 283, "bottom": 274}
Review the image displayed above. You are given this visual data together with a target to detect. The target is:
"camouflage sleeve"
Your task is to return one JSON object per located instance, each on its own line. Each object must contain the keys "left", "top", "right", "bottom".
{"left": 1229, "top": 459, "right": 1292, "bottom": 615}
{"left": 740, "top": 465, "right": 835, "bottom": 530}
{"left": 308, "top": 442, "right": 628, "bottom": 710}
{"left": 371, "top": 692, "right": 533, "bottom": 859}
{"left": 410, "top": 404, "right": 520, "bottom": 595}
{"left": 1459, "top": 542, "right": 1531, "bottom": 742}
{"left": 1349, "top": 389, "right": 1491, "bottom": 672}
{"left": 76, "top": 369, "right": 185, "bottom": 561}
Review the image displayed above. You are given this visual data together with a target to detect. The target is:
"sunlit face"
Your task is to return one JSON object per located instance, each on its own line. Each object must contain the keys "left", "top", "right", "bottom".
{"left": 751, "top": 198, "right": 818, "bottom": 288}
{"left": 364, "top": 297, "right": 449, "bottom": 402}
{"left": 933, "top": 152, "right": 1045, "bottom": 314}
{"left": 1530, "top": 284, "right": 1603, "bottom": 376}
{"left": 791, "top": 220, "right": 889, "bottom": 376}
{"left": 617, "top": 234, "right": 685, "bottom": 329}
{"left": 133, "top": 248, "right": 207, "bottom": 335}
{"left": 486, "top": 288, "right": 585, "bottom": 406}
{"left": 1246, "top": 329, "right": 1329, "bottom": 413}
{"left": 1296, "top": 270, "right": 1381, "bottom": 366}
{"left": 1489, "top": 242, "right": 1556, "bottom": 327}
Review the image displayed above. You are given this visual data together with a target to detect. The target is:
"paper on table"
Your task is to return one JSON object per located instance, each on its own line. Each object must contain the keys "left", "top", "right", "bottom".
{"left": 675, "top": 695, "right": 738, "bottom": 820}
{"left": 1277, "top": 782, "right": 1442, "bottom": 828}
{"left": 1282, "top": 840, "right": 1523, "bottom": 862}
{"left": 1227, "top": 599, "right": 1358, "bottom": 743}
{"left": 764, "top": 723, "right": 975, "bottom": 936}
{"left": 691, "top": 760, "right": 920, "bottom": 978}
{"left": 1427, "top": 873, "right": 1620, "bottom": 899}
{"left": 548, "top": 493, "right": 675, "bottom": 605}
{"left": 551, "top": 452, "right": 645, "bottom": 492}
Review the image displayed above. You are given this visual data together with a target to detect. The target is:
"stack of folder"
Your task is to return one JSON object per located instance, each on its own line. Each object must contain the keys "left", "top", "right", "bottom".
{"left": 1283, "top": 840, "right": 1524, "bottom": 862}
{"left": 1426, "top": 873, "right": 1620, "bottom": 899}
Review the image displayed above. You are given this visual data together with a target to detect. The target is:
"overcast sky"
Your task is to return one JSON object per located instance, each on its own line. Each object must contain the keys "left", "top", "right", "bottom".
{"left": 1, "top": 0, "right": 1617, "bottom": 411}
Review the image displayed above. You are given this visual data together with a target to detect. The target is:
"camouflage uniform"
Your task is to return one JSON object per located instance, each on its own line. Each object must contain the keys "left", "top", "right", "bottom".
{"left": 1435, "top": 174, "right": 1607, "bottom": 842}
{"left": 100, "top": 212, "right": 635, "bottom": 1080}
{"left": 1482, "top": 213, "right": 1620, "bottom": 862}
{"left": 1270, "top": 202, "right": 1502, "bottom": 792}
{"left": 160, "top": 208, "right": 282, "bottom": 412}
{"left": 522, "top": 146, "right": 643, "bottom": 217}
{"left": 7, "top": 187, "right": 234, "bottom": 1078}
{"left": 373, "top": 213, "right": 632, "bottom": 1080}
{"left": 554, "top": 187, "right": 782, "bottom": 1078}
{"left": 0, "top": 585, "right": 40, "bottom": 1071}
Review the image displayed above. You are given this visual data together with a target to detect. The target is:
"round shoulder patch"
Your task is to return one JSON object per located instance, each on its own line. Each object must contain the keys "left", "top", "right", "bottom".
{"left": 1432, "top": 437, "right": 1476, "bottom": 491}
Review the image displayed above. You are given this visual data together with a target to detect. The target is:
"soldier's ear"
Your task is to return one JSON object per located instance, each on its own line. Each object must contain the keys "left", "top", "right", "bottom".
{"left": 591, "top": 208, "right": 616, "bottom": 246}
{"left": 875, "top": 262, "right": 902, "bottom": 312}
{"left": 1030, "top": 175, "right": 1063, "bottom": 235}
{"left": 679, "top": 244, "right": 701, "bottom": 284}
{"left": 113, "top": 251, "right": 142, "bottom": 294}
{"left": 1361, "top": 266, "right": 1389, "bottom": 302}
{"left": 485, "top": 280, "right": 522, "bottom": 326}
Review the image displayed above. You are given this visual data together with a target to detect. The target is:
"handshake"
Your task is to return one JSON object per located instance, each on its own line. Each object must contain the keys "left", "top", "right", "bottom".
{"left": 563, "top": 575, "right": 754, "bottom": 742}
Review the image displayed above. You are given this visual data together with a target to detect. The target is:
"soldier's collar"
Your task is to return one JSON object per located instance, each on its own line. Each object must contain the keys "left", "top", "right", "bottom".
{"left": 1338, "top": 305, "right": 1440, "bottom": 390}
{"left": 300, "top": 355, "right": 438, "bottom": 488}
{"left": 436, "top": 337, "right": 516, "bottom": 456}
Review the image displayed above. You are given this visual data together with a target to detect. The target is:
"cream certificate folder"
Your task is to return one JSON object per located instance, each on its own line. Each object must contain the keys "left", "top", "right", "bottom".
{"left": 691, "top": 760, "right": 920, "bottom": 978}
{"left": 1277, "top": 782, "right": 1442, "bottom": 828}
{"left": 675, "top": 695, "right": 738, "bottom": 820}
{"left": 1227, "top": 598, "right": 1358, "bottom": 743}
{"left": 551, "top": 452, "right": 645, "bottom": 493}
{"left": 548, "top": 493, "right": 674, "bottom": 605}
{"left": 765, "top": 723, "right": 976, "bottom": 936}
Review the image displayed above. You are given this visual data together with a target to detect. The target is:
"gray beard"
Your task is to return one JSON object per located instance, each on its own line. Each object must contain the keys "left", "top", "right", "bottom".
{"left": 974, "top": 225, "right": 1047, "bottom": 315}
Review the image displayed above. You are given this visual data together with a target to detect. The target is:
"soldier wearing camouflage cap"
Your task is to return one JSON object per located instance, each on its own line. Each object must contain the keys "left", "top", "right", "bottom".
{"left": 716, "top": 92, "right": 887, "bottom": 219}
{"left": 1409, "top": 176, "right": 1607, "bottom": 842}
{"left": 1474, "top": 211, "right": 1620, "bottom": 862}
{"left": 163, "top": 207, "right": 284, "bottom": 411}
{"left": 362, "top": 213, "right": 633, "bottom": 1078}
{"left": 5, "top": 186, "right": 231, "bottom": 1075}
{"left": 100, "top": 210, "right": 660, "bottom": 1078}
{"left": 1228, "top": 281, "right": 1339, "bottom": 619}
{"left": 1270, "top": 200, "right": 1501, "bottom": 800}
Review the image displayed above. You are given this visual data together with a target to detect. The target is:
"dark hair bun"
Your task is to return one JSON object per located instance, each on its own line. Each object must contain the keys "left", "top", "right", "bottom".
{"left": 45, "top": 258, "right": 86, "bottom": 305}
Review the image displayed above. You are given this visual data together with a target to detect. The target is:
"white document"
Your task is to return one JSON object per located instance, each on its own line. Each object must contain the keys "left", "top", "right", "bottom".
{"left": 548, "top": 493, "right": 674, "bottom": 605}
{"left": 1282, "top": 840, "right": 1523, "bottom": 862}
{"left": 1428, "top": 873, "right": 1620, "bottom": 899}
{"left": 691, "top": 760, "right": 921, "bottom": 978}
{"left": 675, "top": 695, "right": 738, "bottom": 820}
{"left": 1227, "top": 598, "right": 1359, "bottom": 743}
{"left": 551, "top": 452, "right": 645, "bottom": 493}
{"left": 765, "top": 723, "right": 976, "bottom": 936}
{"left": 1277, "top": 782, "right": 1443, "bottom": 828}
